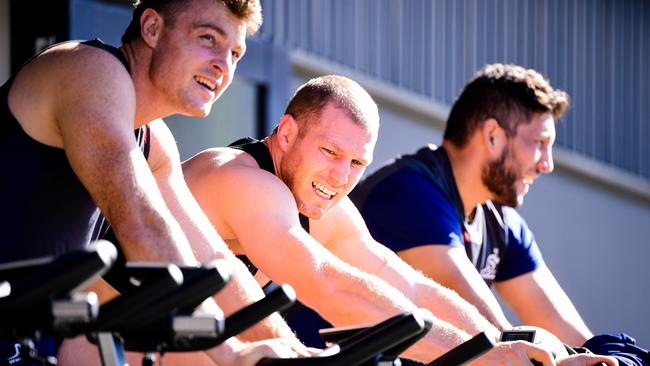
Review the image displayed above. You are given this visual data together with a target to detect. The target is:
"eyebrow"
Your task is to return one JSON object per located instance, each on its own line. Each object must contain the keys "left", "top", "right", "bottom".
{"left": 322, "top": 138, "right": 371, "bottom": 166}
{"left": 192, "top": 21, "right": 246, "bottom": 53}
{"left": 193, "top": 21, "right": 227, "bottom": 37}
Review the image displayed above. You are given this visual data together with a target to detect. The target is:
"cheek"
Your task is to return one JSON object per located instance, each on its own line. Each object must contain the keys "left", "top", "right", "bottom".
{"left": 349, "top": 169, "right": 364, "bottom": 186}
{"left": 526, "top": 149, "right": 543, "bottom": 169}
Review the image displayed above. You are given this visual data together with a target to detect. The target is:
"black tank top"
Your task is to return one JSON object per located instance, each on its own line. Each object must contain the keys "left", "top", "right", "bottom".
{"left": 0, "top": 39, "right": 150, "bottom": 264}
{"left": 228, "top": 137, "right": 310, "bottom": 275}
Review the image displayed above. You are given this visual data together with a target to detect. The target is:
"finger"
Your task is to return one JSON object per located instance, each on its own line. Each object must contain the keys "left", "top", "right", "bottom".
{"left": 599, "top": 355, "right": 619, "bottom": 366}
{"left": 241, "top": 340, "right": 300, "bottom": 365}
{"left": 266, "top": 339, "right": 301, "bottom": 358}
{"left": 285, "top": 338, "right": 314, "bottom": 357}
{"left": 514, "top": 341, "right": 555, "bottom": 366}
{"left": 306, "top": 346, "right": 323, "bottom": 356}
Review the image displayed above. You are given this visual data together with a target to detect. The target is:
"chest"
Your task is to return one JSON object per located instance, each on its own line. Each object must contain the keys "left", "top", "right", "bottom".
{"left": 463, "top": 204, "right": 507, "bottom": 285}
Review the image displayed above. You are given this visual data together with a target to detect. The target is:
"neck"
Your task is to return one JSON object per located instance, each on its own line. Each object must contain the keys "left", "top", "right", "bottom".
{"left": 120, "top": 41, "right": 176, "bottom": 127}
{"left": 442, "top": 140, "right": 492, "bottom": 217}
{"left": 261, "top": 134, "right": 283, "bottom": 179}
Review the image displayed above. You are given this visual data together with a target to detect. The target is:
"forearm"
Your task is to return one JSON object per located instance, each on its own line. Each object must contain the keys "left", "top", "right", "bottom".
{"left": 237, "top": 313, "right": 299, "bottom": 342}
{"left": 413, "top": 279, "right": 501, "bottom": 340}
{"left": 297, "top": 262, "right": 419, "bottom": 326}
{"left": 498, "top": 266, "right": 593, "bottom": 346}
{"left": 455, "top": 284, "right": 512, "bottom": 331}
{"left": 519, "top": 303, "right": 592, "bottom": 346}
{"left": 402, "top": 315, "right": 473, "bottom": 363}
{"left": 111, "top": 203, "right": 198, "bottom": 265}
{"left": 372, "top": 252, "right": 500, "bottom": 338}
{"left": 205, "top": 337, "right": 244, "bottom": 366}
{"left": 295, "top": 264, "right": 478, "bottom": 363}
{"left": 212, "top": 254, "right": 299, "bottom": 341}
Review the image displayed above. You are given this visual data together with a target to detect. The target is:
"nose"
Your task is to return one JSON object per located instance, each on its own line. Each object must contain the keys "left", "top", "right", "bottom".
{"left": 537, "top": 148, "right": 554, "bottom": 174}
{"left": 330, "top": 160, "right": 350, "bottom": 187}
{"left": 211, "top": 51, "right": 234, "bottom": 82}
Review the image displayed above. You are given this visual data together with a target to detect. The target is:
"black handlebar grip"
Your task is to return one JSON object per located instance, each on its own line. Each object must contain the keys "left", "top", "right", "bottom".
{"left": 91, "top": 264, "right": 183, "bottom": 332}
{"left": 214, "top": 284, "right": 296, "bottom": 344}
{"left": 171, "top": 259, "right": 232, "bottom": 313}
{"left": 120, "top": 260, "right": 231, "bottom": 330}
{"left": 426, "top": 331, "right": 495, "bottom": 366}
{"left": 256, "top": 309, "right": 433, "bottom": 366}
{"left": 0, "top": 240, "right": 117, "bottom": 312}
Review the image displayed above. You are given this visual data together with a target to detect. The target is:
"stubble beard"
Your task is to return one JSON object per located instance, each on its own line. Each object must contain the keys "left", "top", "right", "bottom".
{"left": 481, "top": 144, "right": 521, "bottom": 207}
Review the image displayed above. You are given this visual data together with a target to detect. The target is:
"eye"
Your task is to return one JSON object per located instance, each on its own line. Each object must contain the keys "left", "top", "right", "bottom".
{"left": 231, "top": 50, "right": 241, "bottom": 61}
{"left": 200, "top": 34, "right": 214, "bottom": 44}
{"left": 321, "top": 147, "right": 336, "bottom": 157}
{"left": 351, "top": 159, "right": 365, "bottom": 168}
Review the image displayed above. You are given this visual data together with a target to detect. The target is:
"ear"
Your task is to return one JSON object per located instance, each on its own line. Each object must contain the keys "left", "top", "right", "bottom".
{"left": 139, "top": 8, "right": 163, "bottom": 48}
{"left": 481, "top": 118, "right": 507, "bottom": 158}
{"left": 276, "top": 114, "right": 299, "bottom": 152}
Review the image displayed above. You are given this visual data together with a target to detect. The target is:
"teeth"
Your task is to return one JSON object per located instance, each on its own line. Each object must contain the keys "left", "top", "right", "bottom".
{"left": 312, "top": 182, "right": 336, "bottom": 199}
{"left": 195, "top": 76, "right": 216, "bottom": 91}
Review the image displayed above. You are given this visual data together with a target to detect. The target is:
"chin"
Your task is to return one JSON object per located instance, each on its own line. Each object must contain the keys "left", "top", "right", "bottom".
{"left": 298, "top": 202, "right": 325, "bottom": 220}
{"left": 513, "top": 194, "right": 525, "bottom": 207}
{"left": 197, "top": 105, "right": 213, "bottom": 117}
{"left": 179, "top": 107, "right": 210, "bottom": 118}
{"left": 301, "top": 209, "right": 325, "bottom": 220}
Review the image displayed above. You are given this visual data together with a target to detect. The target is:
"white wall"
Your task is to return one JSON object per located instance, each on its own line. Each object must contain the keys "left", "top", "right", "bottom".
{"left": 519, "top": 169, "right": 650, "bottom": 345}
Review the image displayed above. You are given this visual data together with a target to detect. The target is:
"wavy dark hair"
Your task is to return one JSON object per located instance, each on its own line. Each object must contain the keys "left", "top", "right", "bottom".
{"left": 444, "top": 63, "right": 570, "bottom": 147}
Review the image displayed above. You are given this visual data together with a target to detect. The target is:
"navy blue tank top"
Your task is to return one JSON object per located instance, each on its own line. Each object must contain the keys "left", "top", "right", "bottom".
{"left": 0, "top": 39, "right": 150, "bottom": 264}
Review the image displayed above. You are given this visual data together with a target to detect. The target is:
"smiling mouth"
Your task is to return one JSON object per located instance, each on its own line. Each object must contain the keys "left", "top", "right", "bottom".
{"left": 312, "top": 182, "right": 337, "bottom": 200}
{"left": 195, "top": 76, "right": 216, "bottom": 92}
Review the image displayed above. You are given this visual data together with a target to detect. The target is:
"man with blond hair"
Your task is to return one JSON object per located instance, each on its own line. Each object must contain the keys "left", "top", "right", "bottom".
{"left": 184, "top": 74, "right": 616, "bottom": 365}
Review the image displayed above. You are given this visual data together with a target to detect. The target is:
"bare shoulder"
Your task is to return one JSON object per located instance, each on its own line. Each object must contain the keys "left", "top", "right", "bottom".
{"left": 9, "top": 41, "right": 134, "bottom": 147}
{"left": 47, "top": 41, "right": 134, "bottom": 112}
{"left": 182, "top": 147, "right": 297, "bottom": 218}
{"left": 19, "top": 41, "right": 131, "bottom": 92}
{"left": 185, "top": 147, "right": 292, "bottom": 195}
{"left": 183, "top": 147, "right": 259, "bottom": 171}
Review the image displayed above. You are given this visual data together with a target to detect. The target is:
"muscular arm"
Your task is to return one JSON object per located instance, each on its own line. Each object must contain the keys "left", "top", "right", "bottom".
{"left": 148, "top": 121, "right": 297, "bottom": 341}
{"left": 185, "top": 153, "right": 492, "bottom": 362}
{"left": 397, "top": 244, "right": 512, "bottom": 330}
{"left": 318, "top": 199, "right": 563, "bottom": 365}
{"left": 50, "top": 46, "right": 195, "bottom": 265}
{"left": 323, "top": 198, "right": 502, "bottom": 340}
{"left": 183, "top": 151, "right": 559, "bottom": 365}
{"left": 495, "top": 265, "right": 593, "bottom": 346}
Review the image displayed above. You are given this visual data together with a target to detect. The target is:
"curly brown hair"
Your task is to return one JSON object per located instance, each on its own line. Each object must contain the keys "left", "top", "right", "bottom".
{"left": 443, "top": 63, "right": 570, "bottom": 148}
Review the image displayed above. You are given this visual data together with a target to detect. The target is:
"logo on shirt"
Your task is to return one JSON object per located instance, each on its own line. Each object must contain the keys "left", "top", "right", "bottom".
{"left": 479, "top": 248, "right": 500, "bottom": 280}
{"left": 7, "top": 343, "right": 21, "bottom": 364}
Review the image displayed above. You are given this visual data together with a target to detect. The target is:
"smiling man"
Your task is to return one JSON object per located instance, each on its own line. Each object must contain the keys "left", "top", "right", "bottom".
{"left": 0, "top": 0, "right": 308, "bottom": 365}
{"left": 350, "top": 63, "right": 594, "bottom": 347}
{"left": 182, "top": 74, "right": 618, "bottom": 365}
